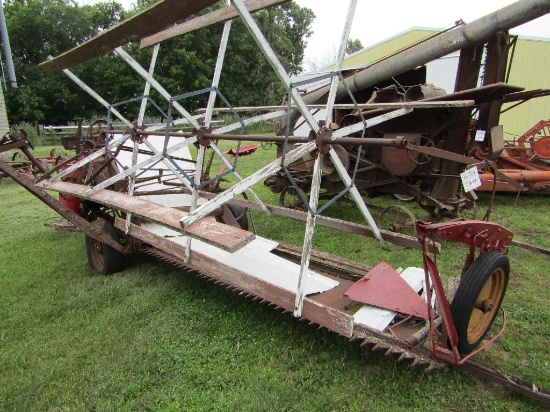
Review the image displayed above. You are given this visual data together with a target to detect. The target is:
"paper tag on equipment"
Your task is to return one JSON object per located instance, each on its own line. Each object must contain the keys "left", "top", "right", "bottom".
{"left": 460, "top": 167, "right": 481, "bottom": 192}
{"left": 474, "top": 130, "right": 486, "bottom": 142}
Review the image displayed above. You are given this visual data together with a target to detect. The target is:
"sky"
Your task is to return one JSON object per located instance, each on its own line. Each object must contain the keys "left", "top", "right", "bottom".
{"left": 79, "top": 0, "right": 550, "bottom": 67}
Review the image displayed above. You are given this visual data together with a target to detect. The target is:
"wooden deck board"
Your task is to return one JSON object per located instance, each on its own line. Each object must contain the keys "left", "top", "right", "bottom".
{"left": 39, "top": 0, "right": 218, "bottom": 73}
{"left": 38, "top": 180, "right": 254, "bottom": 252}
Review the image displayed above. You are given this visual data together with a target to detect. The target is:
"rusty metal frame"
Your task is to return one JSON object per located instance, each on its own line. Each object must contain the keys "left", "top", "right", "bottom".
{"left": 140, "top": 0, "right": 290, "bottom": 49}
{"left": 13, "top": 0, "right": 548, "bottom": 404}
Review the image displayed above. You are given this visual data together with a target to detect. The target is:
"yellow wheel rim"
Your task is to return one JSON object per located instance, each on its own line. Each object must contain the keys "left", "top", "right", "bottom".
{"left": 466, "top": 267, "right": 507, "bottom": 344}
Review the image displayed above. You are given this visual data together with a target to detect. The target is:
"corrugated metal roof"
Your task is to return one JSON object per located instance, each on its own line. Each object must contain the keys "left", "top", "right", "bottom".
{"left": 342, "top": 27, "right": 440, "bottom": 70}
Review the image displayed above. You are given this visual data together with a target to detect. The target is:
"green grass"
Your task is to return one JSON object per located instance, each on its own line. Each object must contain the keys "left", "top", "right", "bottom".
{"left": 0, "top": 144, "right": 549, "bottom": 411}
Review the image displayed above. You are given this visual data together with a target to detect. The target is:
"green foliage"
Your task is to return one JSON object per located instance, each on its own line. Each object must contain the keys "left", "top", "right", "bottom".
{"left": 220, "top": 3, "right": 314, "bottom": 108}
{"left": 3, "top": 1, "right": 315, "bottom": 125}
{"left": 0, "top": 146, "right": 548, "bottom": 410}
{"left": 346, "top": 38, "right": 363, "bottom": 55}
{"left": 9, "top": 121, "right": 40, "bottom": 146}
{"left": 4, "top": 0, "right": 126, "bottom": 124}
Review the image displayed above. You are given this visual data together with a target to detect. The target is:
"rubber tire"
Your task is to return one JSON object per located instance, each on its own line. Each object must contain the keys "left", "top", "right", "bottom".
{"left": 85, "top": 220, "right": 124, "bottom": 275}
{"left": 451, "top": 251, "right": 509, "bottom": 355}
{"left": 228, "top": 204, "right": 249, "bottom": 231}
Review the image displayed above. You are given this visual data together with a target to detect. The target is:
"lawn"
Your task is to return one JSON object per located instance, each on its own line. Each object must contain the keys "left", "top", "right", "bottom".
{"left": 0, "top": 144, "right": 549, "bottom": 411}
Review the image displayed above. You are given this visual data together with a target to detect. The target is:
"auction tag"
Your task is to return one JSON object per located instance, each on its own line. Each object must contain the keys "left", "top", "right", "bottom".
{"left": 460, "top": 167, "right": 481, "bottom": 192}
{"left": 474, "top": 130, "right": 486, "bottom": 142}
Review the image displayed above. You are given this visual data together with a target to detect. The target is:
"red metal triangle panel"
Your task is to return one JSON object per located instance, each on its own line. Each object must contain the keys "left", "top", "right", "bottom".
{"left": 344, "top": 262, "right": 429, "bottom": 319}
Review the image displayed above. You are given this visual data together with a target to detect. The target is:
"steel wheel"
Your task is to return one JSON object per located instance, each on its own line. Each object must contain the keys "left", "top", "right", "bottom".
{"left": 451, "top": 251, "right": 509, "bottom": 354}
{"left": 85, "top": 220, "right": 124, "bottom": 275}
{"left": 279, "top": 185, "right": 307, "bottom": 210}
{"left": 378, "top": 205, "right": 417, "bottom": 236}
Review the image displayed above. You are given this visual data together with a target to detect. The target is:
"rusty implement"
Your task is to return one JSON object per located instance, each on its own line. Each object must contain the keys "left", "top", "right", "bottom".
{"left": 12, "top": 0, "right": 550, "bottom": 406}
{"left": 476, "top": 120, "right": 550, "bottom": 193}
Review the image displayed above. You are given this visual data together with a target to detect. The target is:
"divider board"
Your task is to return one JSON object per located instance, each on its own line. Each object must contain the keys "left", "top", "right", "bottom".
{"left": 352, "top": 267, "right": 428, "bottom": 331}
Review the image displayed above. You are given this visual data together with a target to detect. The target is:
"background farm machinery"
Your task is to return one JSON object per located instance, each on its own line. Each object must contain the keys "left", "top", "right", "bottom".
{"left": 264, "top": 26, "right": 550, "bottom": 225}
{"left": 477, "top": 119, "right": 550, "bottom": 193}
{"left": 1, "top": 0, "right": 550, "bottom": 405}
{"left": 0, "top": 130, "right": 67, "bottom": 183}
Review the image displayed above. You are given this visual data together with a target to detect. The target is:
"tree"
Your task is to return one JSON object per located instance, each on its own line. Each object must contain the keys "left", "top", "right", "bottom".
{"left": 219, "top": 3, "right": 314, "bottom": 107}
{"left": 304, "top": 37, "right": 364, "bottom": 72}
{"left": 4, "top": 0, "right": 126, "bottom": 124}
{"left": 346, "top": 38, "right": 363, "bottom": 55}
{"left": 3, "top": 0, "right": 314, "bottom": 125}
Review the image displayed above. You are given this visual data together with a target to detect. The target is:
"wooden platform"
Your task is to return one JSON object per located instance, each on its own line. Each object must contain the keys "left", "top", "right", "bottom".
{"left": 185, "top": 216, "right": 255, "bottom": 252}
{"left": 37, "top": 180, "right": 254, "bottom": 252}
{"left": 39, "top": 0, "right": 218, "bottom": 73}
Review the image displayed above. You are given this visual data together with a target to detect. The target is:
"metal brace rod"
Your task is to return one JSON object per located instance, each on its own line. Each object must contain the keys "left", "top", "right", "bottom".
{"left": 230, "top": 0, "right": 319, "bottom": 133}
{"left": 295, "top": 0, "right": 358, "bottom": 318}
{"left": 185, "top": 144, "right": 206, "bottom": 262}
{"left": 325, "top": 0, "right": 356, "bottom": 125}
{"left": 213, "top": 109, "right": 286, "bottom": 134}
{"left": 197, "top": 101, "right": 476, "bottom": 112}
{"left": 332, "top": 107, "right": 414, "bottom": 138}
{"left": 127, "top": 43, "right": 161, "bottom": 233}
{"left": 186, "top": 19, "right": 231, "bottom": 260}
{"left": 294, "top": 152, "right": 323, "bottom": 317}
{"left": 114, "top": 47, "right": 200, "bottom": 130}
{"left": 329, "top": 147, "right": 384, "bottom": 243}
{"left": 205, "top": 21, "right": 231, "bottom": 127}
{"left": 137, "top": 44, "right": 160, "bottom": 126}
{"left": 180, "top": 141, "right": 316, "bottom": 228}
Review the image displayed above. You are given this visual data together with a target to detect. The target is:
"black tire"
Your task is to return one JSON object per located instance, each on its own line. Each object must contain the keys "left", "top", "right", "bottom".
{"left": 451, "top": 251, "right": 509, "bottom": 355}
{"left": 227, "top": 204, "right": 249, "bottom": 231}
{"left": 85, "top": 220, "right": 124, "bottom": 275}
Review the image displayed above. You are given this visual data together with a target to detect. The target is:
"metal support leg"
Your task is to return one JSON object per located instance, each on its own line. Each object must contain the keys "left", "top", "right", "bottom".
{"left": 185, "top": 145, "right": 206, "bottom": 262}
{"left": 127, "top": 43, "right": 161, "bottom": 233}
{"left": 181, "top": 142, "right": 316, "bottom": 228}
{"left": 294, "top": 152, "right": 323, "bottom": 317}
{"left": 295, "top": 0, "right": 359, "bottom": 316}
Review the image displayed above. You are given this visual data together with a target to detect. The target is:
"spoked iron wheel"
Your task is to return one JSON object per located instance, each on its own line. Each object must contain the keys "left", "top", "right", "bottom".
{"left": 279, "top": 186, "right": 307, "bottom": 210}
{"left": 85, "top": 220, "right": 124, "bottom": 275}
{"left": 451, "top": 251, "right": 509, "bottom": 355}
{"left": 378, "top": 205, "right": 417, "bottom": 236}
